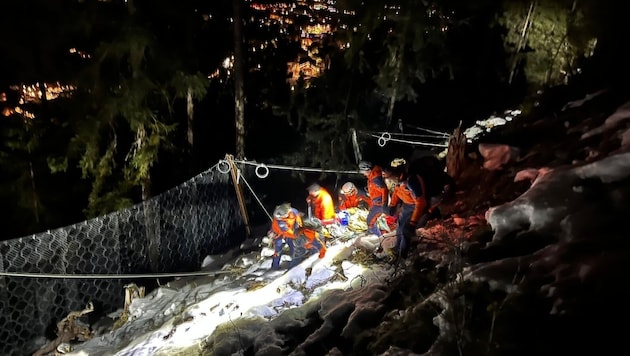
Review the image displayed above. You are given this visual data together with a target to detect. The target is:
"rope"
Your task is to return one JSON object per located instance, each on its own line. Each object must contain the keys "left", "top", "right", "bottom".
{"left": 367, "top": 133, "right": 448, "bottom": 148}
{"left": 231, "top": 159, "right": 361, "bottom": 176}
{"left": 216, "top": 158, "right": 363, "bottom": 222}
{"left": 238, "top": 169, "right": 273, "bottom": 221}
{"left": 215, "top": 157, "right": 363, "bottom": 223}
{"left": 0, "top": 270, "right": 233, "bottom": 279}
{"left": 363, "top": 131, "right": 449, "bottom": 139}
{"left": 404, "top": 125, "right": 451, "bottom": 136}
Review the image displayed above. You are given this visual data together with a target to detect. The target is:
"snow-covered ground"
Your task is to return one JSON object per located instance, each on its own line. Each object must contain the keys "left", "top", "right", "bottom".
{"left": 64, "top": 225, "right": 395, "bottom": 355}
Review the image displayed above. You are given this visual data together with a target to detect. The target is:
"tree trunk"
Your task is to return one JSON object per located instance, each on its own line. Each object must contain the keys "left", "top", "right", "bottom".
{"left": 23, "top": 123, "right": 41, "bottom": 228}
{"left": 142, "top": 164, "right": 160, "bottom": 271}
{"left": 446, "top": 122, "right": 466, "bottom": 181}
{"left": 233, "top": 0, "right": 246, "bottom": 159}
{"left": 187, "top": 87, "right": 194, "bottom": 148}
{"left": 28, "top": 155, "right": 41, "bottom": 227}
{"left": 385, "top": 48, "right": 401, "bottom": 128}
{"left": 546, "top": 33, "right": 568, "bottom": 86}
{"left": 141, "top": 171, "right": 151, "bottom": 202}
{"left": 135, "top": 124, "right": 159, "bottom": 271}
{"left": 508, "top": 1, "right": 536, "bottom": 85}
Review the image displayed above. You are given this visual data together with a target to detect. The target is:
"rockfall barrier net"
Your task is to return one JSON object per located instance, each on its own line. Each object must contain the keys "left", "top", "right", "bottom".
{"left": 0, "top": 163, "right": 246, "bottom": 356}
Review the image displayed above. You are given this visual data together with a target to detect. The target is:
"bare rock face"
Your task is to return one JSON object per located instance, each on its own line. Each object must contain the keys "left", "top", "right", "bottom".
{"left": 479, "top": 152, "right": 630, "bottom": 295}
{"left": 485, "top": 152, "right": 630, "bottom": 243}
{"left": 478, "top": 143, "right": 521, "bottom": 171}
{"left": 581, "top": 100, "right": 630, "bottom": 140}
{"left": 462, "top": 151, "right": 630, "bottom": 355}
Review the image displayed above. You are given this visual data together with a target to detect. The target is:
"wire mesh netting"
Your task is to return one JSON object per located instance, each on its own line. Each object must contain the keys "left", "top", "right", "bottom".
{"left": 0, "top": 164, "right": 246, "bottom": 356}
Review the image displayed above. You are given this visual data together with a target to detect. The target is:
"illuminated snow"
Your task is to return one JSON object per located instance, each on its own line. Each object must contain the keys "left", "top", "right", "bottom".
{"left": 68, "top": 232, "right": 391, "bottom": 355}
{"left": 463, "top": 109, "right": 522, "bottom": 143}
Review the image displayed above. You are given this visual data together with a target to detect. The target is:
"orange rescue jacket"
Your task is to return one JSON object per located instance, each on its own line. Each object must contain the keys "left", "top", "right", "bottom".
{"left": 367, "top": 166, "right": 389, "bottom": 207}
{"left": 338, "top": 191, "right": 371, "bottom": 210}
{"left": 271, "top": 209, "right": 303, "bottom": 239}
{"left": 389, "top": 175, "right": 427, "bottom": 225}
{"left": 310, "top": 188, "right": 336, "bottom": 222}
{"left": 299, "top": 228, "right": 327, "bottom": 258}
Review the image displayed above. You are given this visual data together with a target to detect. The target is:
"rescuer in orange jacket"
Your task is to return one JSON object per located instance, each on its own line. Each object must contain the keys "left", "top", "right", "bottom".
{"left": 306, "top": 183, "right": 336, "bottom": 225}
{"left": 270, "top": 203, "right": 303, "bottom": 270}
{"left": 388, "top": 172, "right": 427, "bottom": 260}
{"left": 382, "top": 158, "right": 407, "bottom": 211}
{"left": 293, "top": 218, "right": 327, "bottom": 266}
{"left": 337, "top": 182, "right": 371, "bottom": 211}
{"left": 359, "top": 161, "right": 389, "bottom": 236}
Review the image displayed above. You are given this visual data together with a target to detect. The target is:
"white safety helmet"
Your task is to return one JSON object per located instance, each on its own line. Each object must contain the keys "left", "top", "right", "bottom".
{"left": 273, "top": 203, "right": 291, "bottom": 219}
{"left": 341, "top": 182, "right": 357, "bottom": 196}
{"left": 358, "top": 161, "right": 373, "bottom": 173}
{"left": 390, "top": 158, "right": 406, "bottom": 168}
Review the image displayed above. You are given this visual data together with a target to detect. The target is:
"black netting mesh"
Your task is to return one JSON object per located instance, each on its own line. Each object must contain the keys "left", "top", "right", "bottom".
{"left": 0, "top": 164, "right": 246, "bottom": 356}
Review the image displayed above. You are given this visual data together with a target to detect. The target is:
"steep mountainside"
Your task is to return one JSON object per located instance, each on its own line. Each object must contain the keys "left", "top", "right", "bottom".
{"left": 60, "top": 82, "right": 630, "bottom": 356}
{"left": 361, "top": 84, "right": 630, "bottom": 355}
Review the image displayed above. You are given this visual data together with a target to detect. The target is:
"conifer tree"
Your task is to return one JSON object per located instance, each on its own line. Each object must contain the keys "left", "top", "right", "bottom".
{"left": 55, "top": 0, "right": 208, "bottom": 217}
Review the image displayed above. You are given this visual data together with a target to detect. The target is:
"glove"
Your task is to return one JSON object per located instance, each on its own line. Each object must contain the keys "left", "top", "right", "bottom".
{"left": 358, "top": 201, "right": 369, "bottom": 210}
{"left": 318, "top": 249, "right": 326, "bottom": 259}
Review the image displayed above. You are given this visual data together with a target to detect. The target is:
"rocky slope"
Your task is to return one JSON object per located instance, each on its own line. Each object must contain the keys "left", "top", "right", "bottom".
{"left": 226, "top": 84, "right": 630, "bottom": 356}
{"left": 64, "top": 83, "right": 630, "bottom": 356}
{"left": 380, "top": 85, "right": 630, "bottom": 356}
